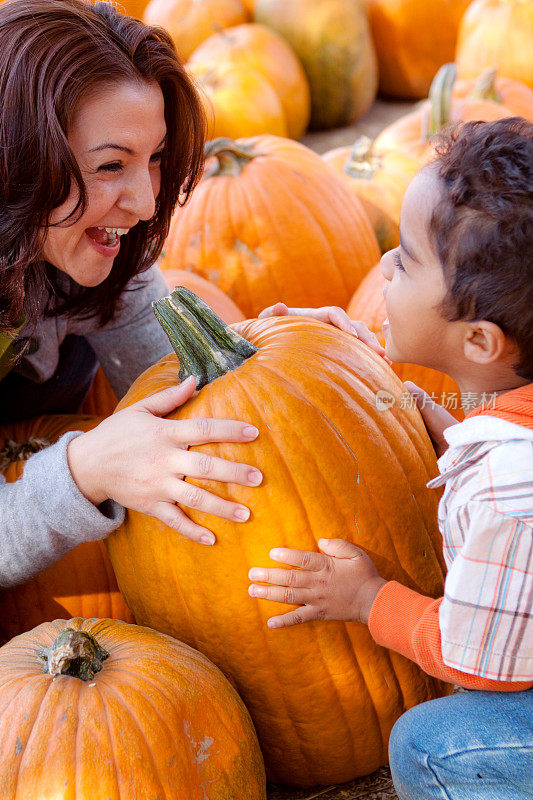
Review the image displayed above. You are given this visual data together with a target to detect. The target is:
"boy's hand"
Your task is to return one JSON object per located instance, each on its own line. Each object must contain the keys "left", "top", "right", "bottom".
{"left": 259, "top": 302, "right": 392, "bottom": 364}
{"left": 403, "top": 381, "right": 459, "bottom": 458}
{"left": 248, "top": 538, "right": 387, "bottom": 628}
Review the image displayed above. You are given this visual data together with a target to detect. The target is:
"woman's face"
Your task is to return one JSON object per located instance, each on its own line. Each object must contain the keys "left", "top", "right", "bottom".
{"left": 42, "top": 80, "right": 167, "bottom": 286}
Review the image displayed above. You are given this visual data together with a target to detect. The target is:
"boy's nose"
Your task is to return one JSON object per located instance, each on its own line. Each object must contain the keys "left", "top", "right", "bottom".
{"left": 380, "top": 250, "right": 395, "bottom": 282}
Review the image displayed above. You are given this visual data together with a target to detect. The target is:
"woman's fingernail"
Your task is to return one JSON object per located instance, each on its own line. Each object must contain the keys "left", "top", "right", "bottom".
{"left": 234, "top": 506, "right": 250, "bottom": 522}
{"left": 243, "top": 426, "right": 259, "bottom": 439}
{"left": 248, "top": 470, "right": 263, "bottom": 485}
{"left": 200, "top": 533, "right": 215, "bottom": 545}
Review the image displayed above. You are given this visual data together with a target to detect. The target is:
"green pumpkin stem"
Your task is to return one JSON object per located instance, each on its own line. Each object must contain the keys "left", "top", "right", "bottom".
{"left": 204, "top": 138, "right": 262, "bottom": 178}
{"left": 469, "top": 68, "right": 502, "bottom": 104}
{"left": 426, "top": 63, "right": 457, "bottom": 139}
{"left": 43, "top": 628, "right": 109, "bottom": 681}
{"left": 153, "top": 287, "right": 257, "bottom": 390}
{"left": 343, "top": 136, "right": 380, "bottom": 180}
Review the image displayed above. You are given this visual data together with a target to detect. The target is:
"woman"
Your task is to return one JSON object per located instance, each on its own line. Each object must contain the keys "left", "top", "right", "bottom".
{"left": 0, "top": 0, "right": 263, "bottom": 587}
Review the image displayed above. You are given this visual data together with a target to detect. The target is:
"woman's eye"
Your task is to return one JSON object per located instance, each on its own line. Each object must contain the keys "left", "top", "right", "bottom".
{"left": 98, "top": 162, "right": 123, "bottom": 173}
{"left": 393, "top": 251, "right": 405, "bottom": 272}
{"left": 150, "top": 150, "right": 164, "bottom": 165}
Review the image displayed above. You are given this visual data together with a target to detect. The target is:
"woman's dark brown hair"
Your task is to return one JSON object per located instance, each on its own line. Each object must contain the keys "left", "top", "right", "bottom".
{"left": 0, "top": 0, "right": 206, "bottom": 332}
{"left": 430, "top": 117, "right": 533, "bottom": 380}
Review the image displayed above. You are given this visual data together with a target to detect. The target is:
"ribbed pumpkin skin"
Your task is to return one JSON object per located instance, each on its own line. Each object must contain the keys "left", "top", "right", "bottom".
{"left": 0, "top": 416, "right": 133, "bottom": 643}
{"left": 322, "top": 143, "right": 419, "bottom": 253}
{"left": 455, "top": 0, "right": 533, "bottom": 90}
{"left": 367, "top": 0, "right": 471, "bottom": 99}
{"left": 188, "top": 23, "right": 311, "bottom": 139}
{"left": 107, "top": 317, "right": 450, "bottom": 786}
{"left": 0, "top": 618, "right": 266, "bottom": 799}
{"left": 254, "top": 0, "right": 377, "bottom": 130}
{"left": 346, "top": 265, "right": 464, "bottom": 421}
{"left": 163, "top": 135, "right": 380, "bottom": 318}
{"left": 453, "top": 74, "right": 533, "bottom": 121}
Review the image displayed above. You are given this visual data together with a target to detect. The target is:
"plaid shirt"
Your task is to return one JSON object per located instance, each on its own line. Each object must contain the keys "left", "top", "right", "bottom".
{"left": 427, "top": 415, "right": 533, "bottom": 681}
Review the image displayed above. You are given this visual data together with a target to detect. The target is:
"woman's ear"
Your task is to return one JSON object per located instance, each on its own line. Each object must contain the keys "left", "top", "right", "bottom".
{"left": 463, "top": 320, "right": 511, "bottom": 365}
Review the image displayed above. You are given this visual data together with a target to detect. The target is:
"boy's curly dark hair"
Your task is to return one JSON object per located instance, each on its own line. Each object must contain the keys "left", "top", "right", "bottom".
{"left": 430, "top": 117, "right": 533, "bottom": 380}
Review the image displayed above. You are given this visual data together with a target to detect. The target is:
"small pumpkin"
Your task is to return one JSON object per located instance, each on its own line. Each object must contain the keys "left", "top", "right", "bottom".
{"left": 0, "top": 416, "right": 134, "bottom": 643}
{"left": 254, "top": 0, "right": 378, "bottom": 130}
{"left": 143, "top": 0, "right": 248, "bottom": 61}
{"left": 188, "top": 60, "right": 288, "bottom": 140}
{"left": 0, "top": 618, "right": 266, "bottom": 799}
{"left": 453, "top": 68, "right": 533, "bottom": 122}
{"left": 106, "top": 287, "right": 451, "bottom": 786}
{"left": 367, "top": 0, "right": 471, "bottom": 99}
{"left": 162, "top": 135, "right": 380, "bottom": 318}
{"left": 346, "top": 264, "right": 465, "bottom": 421}
{"left": 455, "top": 0, "right": 533, "bottom": 90}
{"left": 188, "top": 23, "right": 310, "bottom": 139}
{"left": 373, "top": 63, "right": 513, "bottom": 162}
{"left": 322, "top": 136, "right": 420, "bottom": 253}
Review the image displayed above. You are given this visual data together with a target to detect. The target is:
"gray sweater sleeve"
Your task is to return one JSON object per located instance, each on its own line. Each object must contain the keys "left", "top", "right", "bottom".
{"left": 85, "top": 265, "right": 172, "bottom": 399}
{"left": 0, "top": 431, "right": 124, "bottom": 588}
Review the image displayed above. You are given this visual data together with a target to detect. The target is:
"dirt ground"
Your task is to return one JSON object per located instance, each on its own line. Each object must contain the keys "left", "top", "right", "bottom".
{"left": 301, "top": 98, "right": 417, "bottom": 154}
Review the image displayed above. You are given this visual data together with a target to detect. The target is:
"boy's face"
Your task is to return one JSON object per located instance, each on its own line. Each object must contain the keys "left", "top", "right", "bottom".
{"left": 380, "top": 168, "right": 458, "bottom": 373}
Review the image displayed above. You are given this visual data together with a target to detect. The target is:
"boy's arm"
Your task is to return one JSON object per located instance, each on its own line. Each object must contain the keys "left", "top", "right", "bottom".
{"left": 368, "top": 582, "right": 533, "bottom": 691}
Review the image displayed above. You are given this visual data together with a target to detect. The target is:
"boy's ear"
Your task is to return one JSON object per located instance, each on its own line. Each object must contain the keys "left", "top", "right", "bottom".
{"left": 463, "top": 321, "right": 516, "bottom": 365}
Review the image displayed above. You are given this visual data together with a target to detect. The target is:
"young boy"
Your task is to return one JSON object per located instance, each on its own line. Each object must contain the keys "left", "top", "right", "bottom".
{"left": 249, "top": 118, "right": 533, "bottom": 800}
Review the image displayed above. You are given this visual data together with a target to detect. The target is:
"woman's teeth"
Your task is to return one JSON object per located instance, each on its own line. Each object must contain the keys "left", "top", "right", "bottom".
{"left": 97, "top": 226, "right": 128, "bottom": 246}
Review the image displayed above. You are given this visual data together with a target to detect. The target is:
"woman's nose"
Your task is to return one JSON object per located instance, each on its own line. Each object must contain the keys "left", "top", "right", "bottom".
{"left": 118, "top": 169, "right": 157, "bottom": 222}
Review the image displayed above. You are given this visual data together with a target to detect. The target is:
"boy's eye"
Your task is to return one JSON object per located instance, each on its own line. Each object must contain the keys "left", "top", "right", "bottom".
{"left": 393, "top": 251, "right": 405, "bottom": 272}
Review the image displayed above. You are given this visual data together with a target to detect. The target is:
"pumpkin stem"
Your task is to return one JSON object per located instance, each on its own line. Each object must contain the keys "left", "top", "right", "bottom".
{"left": 343, "top": 136, "right": 381, "bottom": 180}
{"left": 426, "top": 63, "right": 457, "bottom": 139}
{"left": 43, "top": 628, "right": 109, "bottom": 681}
{"left": 469, "top": 68, "right": 502, "bottom": 104}
{"left": 204, "top": 138, "right": 261, "bottom": 178}
{"left": 152, "top": 287, "right": 257, "bottom": 390}
{"left": 0, "top": 436, "right": 51, "bottom": 470}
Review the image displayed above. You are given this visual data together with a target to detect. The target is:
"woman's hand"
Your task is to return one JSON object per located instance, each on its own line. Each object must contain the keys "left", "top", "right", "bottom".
{"left": 248, "top": 538, "right": 387, "bottom": 628}
{"left": 403, "top": 381, "right": 459, "bottom": 458}
{"left": 259, "top": 302, "right": 392, "bottom": 364}
{"left": 67, "top": 376, "right": 262, "bottom": 545}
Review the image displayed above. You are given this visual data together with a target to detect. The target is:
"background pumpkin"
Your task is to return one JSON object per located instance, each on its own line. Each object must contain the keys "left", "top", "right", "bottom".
{"left": 118, "top": 0, "right": 150, "bottom": 18}
{"left": 322, "top": 136, "right": 420, "bottom": 253}
{"left": 107, "top": 294, "right": 451, "bottom": 787}
{"left": 254, "top": 0, "right": 378, "bottom": 130}
{"left": 367, "top": 0, "right": 471, "bottom": 99}
{"left": 0, "top": 617, "right": 266, "bottom": 799}
{"left": 455, "top": 0, "right": 533, "bottom": 90}
{"left": 0, "top": 415, "right": 133, "bottom": 643}
{"left": 453, "top": 69, "right": 533, "bottom": 122}
{"left": 188, "top": 23, "right": 311, "bottom": 139}
{"left": 142, "top": 0, "right": 249, "bottom": 61}
{"left": 187, "top": 60, "right": 288, "bottom": 139}
{"left": 346, "top": 264, "right": 465, "bottom": 421}
{"left": 162, "top": 135, "right": 380, "bottom": 318}
{"left": 372, "top": 63, "right": 513, "bottom": 162}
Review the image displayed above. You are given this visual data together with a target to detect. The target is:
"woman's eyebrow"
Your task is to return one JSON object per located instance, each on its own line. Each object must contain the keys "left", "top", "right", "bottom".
{"left": 88, "top": 134, "right": 167, "bottom": 155}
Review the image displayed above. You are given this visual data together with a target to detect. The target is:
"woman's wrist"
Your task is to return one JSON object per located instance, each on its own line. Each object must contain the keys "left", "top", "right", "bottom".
{"left": 67, "top": 430, "right": 108, "bottom": 507}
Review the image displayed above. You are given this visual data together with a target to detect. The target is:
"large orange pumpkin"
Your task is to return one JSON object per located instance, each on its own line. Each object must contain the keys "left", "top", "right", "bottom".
{"left": 162, "top": 135, "right": 380, "bottom": 318}
{"left": 143, "top": 0, "right": 248, "bottom": 61}
{"left": 322, "top": 136, "right": 420, "bottom": 253}
{"left": 188, "top": 60, "right": 288, "bottom": 140}
{"left": 373, "top": 63, "right": 513, "bottom": 162}
{"left": 0, "top": 617, "right": 266, "bottom": 799}
{"left": 188, "top": 23, "right": 311, "bottom": 139}
{"left": 106, "top": 288, "right": 451, "bottom": 787}
{"left": 346, "top": 264, "right": 465, "bottom": 421}
{"left": 118, "top": 0, "right": 150, "bottom": 18}
{"left": 254, "top": 0, "right": 377, "bottom": 130}
{"left": 453, "top": 68, "right": 533, "bottom": 122}
{"left": 367, "top": 0, "right": 471, "bottom": 99}
{"left": 455, "top": 0, "right": 533, "bottom": 91}
{"left": 159, "top": 267, "right": 246, "bottom": 322}
{"left": 0, "top": 416, "right": 134, "bottom": 643}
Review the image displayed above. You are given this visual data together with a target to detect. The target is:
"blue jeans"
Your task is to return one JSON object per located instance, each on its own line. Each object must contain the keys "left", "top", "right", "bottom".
{"left": 389, "top": 689, "right": 533, "bottom": 799}
{"left": 0, "top": 335, "right": 98, "bottom": 423}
